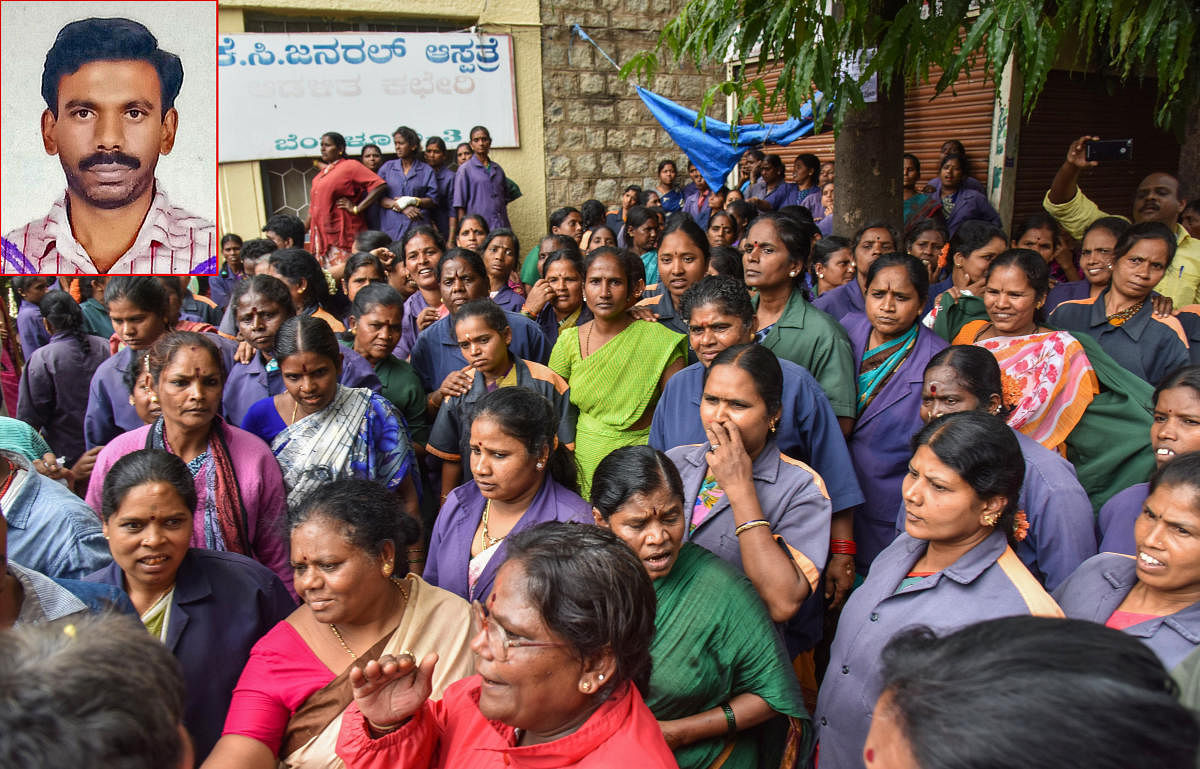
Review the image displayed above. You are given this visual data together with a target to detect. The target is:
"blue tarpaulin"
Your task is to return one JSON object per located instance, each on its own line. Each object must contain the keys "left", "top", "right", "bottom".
{"left": 635, "top": 86, "right": 823, "bottom": 190}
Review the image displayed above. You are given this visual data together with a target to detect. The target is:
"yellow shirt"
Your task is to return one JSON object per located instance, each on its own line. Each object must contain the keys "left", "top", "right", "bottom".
{"left": 1043, "top": 188, "right": 1200, "bottom": 307}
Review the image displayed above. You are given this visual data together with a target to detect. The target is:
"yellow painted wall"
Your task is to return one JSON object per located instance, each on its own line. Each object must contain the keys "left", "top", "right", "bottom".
{"left": 217, "top": 0, "right": 547, "bottom": 250}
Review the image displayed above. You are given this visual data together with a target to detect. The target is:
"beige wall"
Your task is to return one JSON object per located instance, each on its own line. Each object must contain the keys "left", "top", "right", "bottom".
{"left": 217, "top": 0, "right": 547, "bottom": 249}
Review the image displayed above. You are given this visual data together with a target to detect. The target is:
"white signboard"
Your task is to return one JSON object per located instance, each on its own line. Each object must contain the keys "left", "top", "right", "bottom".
{"left": 218, "top": 32, "right": 518, "bottom": 163}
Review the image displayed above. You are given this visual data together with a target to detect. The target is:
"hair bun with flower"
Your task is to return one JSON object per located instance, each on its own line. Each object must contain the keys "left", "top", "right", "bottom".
{"left": 1013, "top": 511, "right": 1030, "bottom": 542}
{"left": 1000, "top": 373, "right": 1022, "bottom": 411}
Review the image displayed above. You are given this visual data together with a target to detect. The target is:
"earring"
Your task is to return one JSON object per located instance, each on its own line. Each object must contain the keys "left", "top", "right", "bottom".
{"left": 128, "top": 396, "right": 136, "bottom": 406}
{"left": 383, "top": 564, "right": 393, "bottom": 576}
{"left": 598, "top": 674, "right": 604, "bottom": 681}
{"left": 983, "top": 513, "right": 999, "bottom": 527}
{"left": 788, "top": 270, "right": 798, "bottom": 277}
{"left": 582, "top": 681, "right": 593, "bottom": 692}
{"left": 536, "top": 461, "right": 544, "bottom": 470}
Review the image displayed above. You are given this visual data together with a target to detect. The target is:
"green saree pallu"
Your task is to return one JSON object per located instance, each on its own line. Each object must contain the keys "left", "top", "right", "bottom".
{"left": 645, "top": 544, "right": 811, "bottom": 769}
{"left": 548, "top": 320, "right": 687, "bottom": 496}
{"left": 932, "top": 293, "right": 1155, "bottom": 513}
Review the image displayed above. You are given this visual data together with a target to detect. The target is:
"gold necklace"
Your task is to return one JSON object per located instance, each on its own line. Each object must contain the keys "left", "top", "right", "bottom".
{"left": 328, "top": 578, "right": 410, "bottom": 659}
{"left": 1107, "top": 299, "right": 1144, "bottom": 327}
{"left": 480, "top": 500, "right": 505, "bottom": 550}
{"left": 290, "top": 396, "right": 299, "bottom": 425}
{"left": 583, "top": 322, "right": 592, "bottom": 357}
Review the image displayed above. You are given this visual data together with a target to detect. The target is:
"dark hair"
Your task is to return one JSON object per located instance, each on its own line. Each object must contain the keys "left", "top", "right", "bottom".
{"left": 268, "top": 248, "right": 330, "bottom": 310}
{"left": 623, "top": 184, "right": 643, "bottom": 197}
{"left": 122, "top": 347, "right": 152, "bottom": 398}
{"left": 1083, "top": 216, "right": 1130, "bottom": 243}
{"left": 239, "top": 237, "right": 278, "bottom": 263}
{"left": 986, "top": 248, "right": 1051, "bottom": 310}
{"left": 78, "top": 276, "right": 105, "bottom": 299}
{"left": 1013, "top": 212, "right": 1063, "bottom": 247}
{"left": 1115, "top": 221, "right": 1178, "bottom": 270}
{"left": 777, "top": 205, "right": 815, "bottom": 227}
{"left": 482, "top": 228, "right": 522, "bottom": 263}
{"left": 104, "top": 276, "right": 169, "bottom": 318}
{"left": 289, "top": 479, "right": 421, "bottom": 557}
{"left": 100, "top": 449, "right": 197, "bottom": 522}
{"left": 705, "top": 343, "right": 783, "bottom": 418}
{"left": 726, "top": 199, "right": 757, "bottom": 227}
{"left": 0, "top": 614, "right": 188, "bottom": 769}
{"left": 811, "top": 235, "right": 852, "bottom": 270}
{"left": 879, "top": 616, "right": 1198, "bottom": 769}
{"left": 903, "top": 152, "right": 921, "bottom": 178}
{"left": 351, "top": 282, "right": 405, "bottom": 320}
{"left": 940, "top": 151, "right": 970, "bottom": 177}
{"left": 762, "top": 154, "right": 785, "bottom": 174}
{"left": 469, "top": 125, "right": 490, "bottom": 140}
{"left": 41, "top": 18, "right": 183, "bottom": 117}
{"left": 231, "top": 274, "right": 296, "bottom": 318}
{"left": 579, "top": 200, "right": 607, "bottom": 229}
{"left": 794, "top": 153, "right": 821, "bottom": 182}
{"left": 865, "top": 252, "right": 931, "bottom": 305}
{"left": 154, "top": 275, "right": 185, "bottom": 300}
{"left": 663, "top": 215, "right": 711, "bottom": 261}
{"left": 1154, "top": 365, "right": 1200, "bottom": 404}
{"left": 457, "top": 214, "right": 490, "bottom": 239}
{"left": 262, "top": 214, "right": 306, "bottom": 248}
{"left": 624, "top": 206, "right": 658, "bottom": 241}
{"left": 657, "top": 159, "right": 677, "bottom": 174}
{"left": 273, "top": 314, "right": 343, "bottom": 376}
{"left": 391, "top": 125, "right": 420, "bottom": 148}
{"left": 708, "top": 245, "right": 745, "bottom": 282}
{"left": 437, "top": 248, "right": 487, "bottom": 283}
{"left": 39, "top": 290, "right": 87, "bottom": 353}
{"left": 321, "top": 132, "right": 347, "bottom": 154}
{"left": 504, "top": 523, "right": 656, "bottom": 699}
{"left": 912, "top": 412, "right": 1025, "bottom": 543}
{"left": 469, "top": 387, "right": 578, "bottom": 493}
{"left": 400, "top": 224, "right": 446, "bottom": 255}
{"left": 542, "top": 233, "right": 580, "bottom": 255}
{"left": 425, "top": 135, "right": 447, "bottom": 151}
{"left": 541, "top": 247, "right": 585, "bottom": 280}
{"left": 342, "top": 252, "right": 385, "bottom": 286}
{"left": 360, "top": 143, "right": 382, "bottom": 159}
{"left": 926, "top": 345, "right": 1008, "bottom": 416}
{"left": 452, "top": 298, "right": 509, "bottom": 336}
{"left": 220, "top": 233, "right": 244, "bottom": 249}
{"left": 680, "top": 275, "right": 754, "bottom": 327}
{"left": 1150, "top": 452, "right": 1200, "bottom": 509}
{"left": 354, "top": 230, "right": 393, "bottom": 252}
{"left": 752, "top": 212, "right": 814, "bottom": 278}
{"left": 274, "top": 315, "right": 342, "bottom": 371}
{"left": 549, "top": 207, "right": 581, "bottom": 232}
{"left": 584, "top": 246, "right": 645, "bottom": 288}
{"left": 905, "top": 219, "right": 949, "bottom": 251}
{"left": 706, "top": 210, "right": 740, "bottom": 242}
{"left": 741, "top": 148, "right": 765, "bottom": 162}
{"left": 147, "top": 331, "right": 226, "bottom": 387}
{"left": 949, "top": 219, "right": 1008, "bottom": 262}
{"left": 591, "top": 445, "right": 685, "bottom": 520}
{"left": 584, "top": 225, "right": 617, "bottom": 251}
{"left": 852, "top": 220, "right": 902, "bottom": 254}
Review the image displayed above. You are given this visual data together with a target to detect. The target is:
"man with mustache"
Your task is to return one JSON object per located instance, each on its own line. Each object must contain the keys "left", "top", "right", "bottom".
{"left": 3, "top": 17, "right": 215, "bottom": 274}
{"left": 1044, "top": 135, "right": 1195, "bottom": 307}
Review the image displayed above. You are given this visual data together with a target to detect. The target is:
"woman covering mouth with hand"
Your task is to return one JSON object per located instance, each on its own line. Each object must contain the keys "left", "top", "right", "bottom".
{"left": 591, "top": 445, "right": 810, "bottom": 769}
{"left": 1055, "top": 451, "right": 1200, "bottom": 671}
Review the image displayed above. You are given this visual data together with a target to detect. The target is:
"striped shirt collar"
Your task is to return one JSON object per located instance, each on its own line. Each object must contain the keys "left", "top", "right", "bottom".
{"left": 3, "top": 182, "right": 216, "bottom": 274}
{"left": 9, "top": 562, "right": 87, "bottom": 626}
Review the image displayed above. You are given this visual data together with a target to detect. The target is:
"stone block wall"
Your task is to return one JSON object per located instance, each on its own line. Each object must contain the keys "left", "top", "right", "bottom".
{"left": 539, "top": 0, "right": 723, "bottom": 218}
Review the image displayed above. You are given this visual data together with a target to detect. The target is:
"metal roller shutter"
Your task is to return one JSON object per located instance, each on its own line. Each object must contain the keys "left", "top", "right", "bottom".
{"left": 1011, "top": 69, "right": 1181, "bottom": 229}
{"left": 738, "top": 58, "right": 995, "bottom": 192}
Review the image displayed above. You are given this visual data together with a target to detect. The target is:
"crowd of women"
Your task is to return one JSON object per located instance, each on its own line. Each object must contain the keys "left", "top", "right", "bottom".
{"left": 3, "top": 128, "right": 1200, "bottom": 769}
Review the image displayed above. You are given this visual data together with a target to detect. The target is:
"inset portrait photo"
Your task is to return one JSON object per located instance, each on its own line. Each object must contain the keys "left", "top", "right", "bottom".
{"left": 1, "top": 1, "right": 217, "bottom": 275}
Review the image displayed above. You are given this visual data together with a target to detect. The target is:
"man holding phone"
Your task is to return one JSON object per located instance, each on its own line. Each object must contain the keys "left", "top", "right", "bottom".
{"left": 1044, "top": 135, "right": 1196, "bottom": 307}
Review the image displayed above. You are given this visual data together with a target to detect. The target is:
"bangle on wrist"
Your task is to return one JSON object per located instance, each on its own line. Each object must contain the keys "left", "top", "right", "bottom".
{"left": 720, "top": 702, "right": 736, "bottom": 734}
{"left": 734, "top": 519, "right": 770, "bottom": 536}
{"left": 831, "top": 538, "right": 857, "bottom": 555}
{"left": 366, "top": 716, "right": 402, "bottom": 736}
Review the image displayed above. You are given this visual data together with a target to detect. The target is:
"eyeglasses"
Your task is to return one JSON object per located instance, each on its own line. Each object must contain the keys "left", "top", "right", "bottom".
{"left": 470, "top": 601, "right": 565, "bottom": 662}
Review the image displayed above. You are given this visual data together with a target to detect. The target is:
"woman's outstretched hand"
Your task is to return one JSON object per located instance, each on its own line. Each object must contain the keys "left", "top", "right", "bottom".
{"left": 349, "top": 652, "right": 439, "bottom": 731}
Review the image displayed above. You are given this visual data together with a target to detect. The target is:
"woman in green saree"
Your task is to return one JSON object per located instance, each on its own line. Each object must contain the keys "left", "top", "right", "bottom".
{"left": 592, "top": 444, "right": 810, "bottom": 769}
{"left": 549, "top": 247, "right": 687, "bottom": 495}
